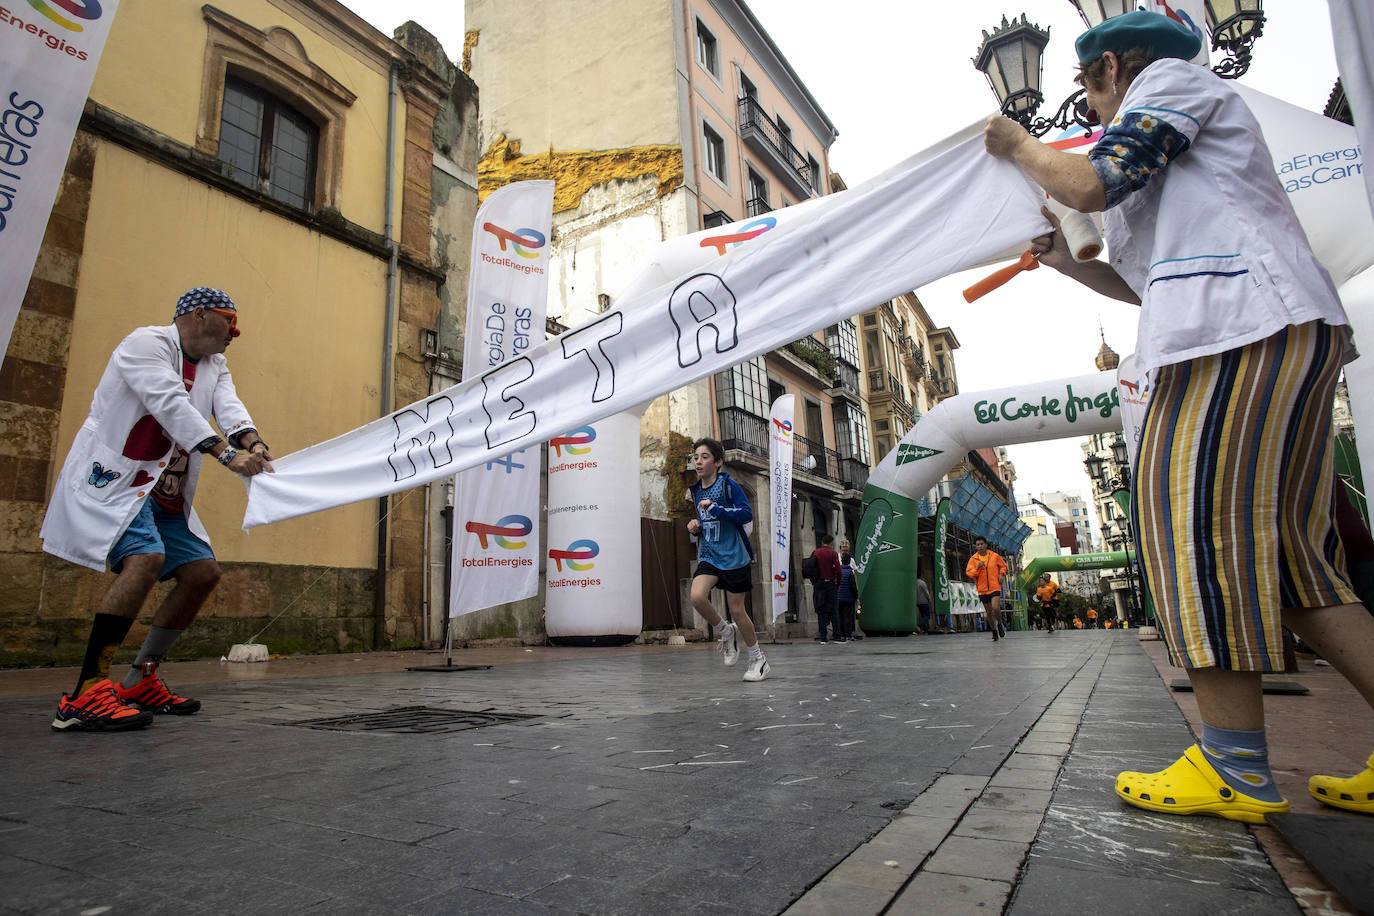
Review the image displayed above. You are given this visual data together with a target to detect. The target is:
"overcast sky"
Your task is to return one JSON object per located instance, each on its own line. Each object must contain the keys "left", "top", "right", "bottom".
{"left": 341, "top": 1, "right": 1340, "bottom": 536}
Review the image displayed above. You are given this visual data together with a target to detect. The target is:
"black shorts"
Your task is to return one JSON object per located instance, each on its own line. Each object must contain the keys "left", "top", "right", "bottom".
{"left": 695, "top": 562, "right": 752, "bottom": 594}
{"left": 978, "top": 591, "right": 1002, "bottom": 607}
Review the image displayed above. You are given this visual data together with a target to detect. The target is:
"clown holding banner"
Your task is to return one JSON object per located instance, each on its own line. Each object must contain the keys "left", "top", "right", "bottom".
{"left": 986, "top": 11, "right": 1374, "bottom": 822}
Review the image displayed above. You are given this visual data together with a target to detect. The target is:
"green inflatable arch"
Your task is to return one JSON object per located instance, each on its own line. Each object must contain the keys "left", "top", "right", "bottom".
{"left": 1018, "top": 550, "right": 1134, "bottom": 589}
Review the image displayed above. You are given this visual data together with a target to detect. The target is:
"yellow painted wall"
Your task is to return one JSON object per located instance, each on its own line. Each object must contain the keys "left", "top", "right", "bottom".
{"left": 89, "top": 0, "right": 400, "bottom": 236}
{"left": 59, "top": 142, "right": 384, "bottom": 568}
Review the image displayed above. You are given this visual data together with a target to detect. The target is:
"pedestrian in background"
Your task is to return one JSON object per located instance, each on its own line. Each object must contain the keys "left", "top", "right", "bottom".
{"left": 811, "top": 535, "right": 841, "bottom": 643}
{"left": 835, "top": 540, "right": 857, "bottom": 643}
{"left": 916, "top": 576, "right": 934, "bottom": 634}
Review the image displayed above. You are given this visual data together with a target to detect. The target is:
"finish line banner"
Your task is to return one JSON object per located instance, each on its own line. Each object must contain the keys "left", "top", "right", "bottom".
{"left": 1, "top": 0, "right": 120, "bottom": 363}
{"left": 449, "top": 181, "right": 553, "bottom": 617}
{"left": 243, "top": 122, "right": 1048, "bottom": 528}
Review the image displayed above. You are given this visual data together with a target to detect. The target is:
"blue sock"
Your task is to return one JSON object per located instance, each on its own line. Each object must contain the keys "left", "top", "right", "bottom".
{"left": 1199, "top": 724, "right": 1284, "bottom": 803}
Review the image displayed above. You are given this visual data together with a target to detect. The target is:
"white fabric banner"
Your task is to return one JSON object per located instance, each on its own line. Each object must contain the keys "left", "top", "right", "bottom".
{"left": 243, "top": 123, "right": 1048, "bottom": 528}
{"left": 1, "top": 0, "right": 120, "bottom": 364}
{"left": 545, "top": 411, "right": 643, "bottom": 638}
{"left": 448, "top": 181, "right": 554, "bottom": 617}
{"left": 1328, "top": 0, "right": 1374, "bottom": 501}
{"left": 767, "top": 395, "right": 795, "bottom": 621}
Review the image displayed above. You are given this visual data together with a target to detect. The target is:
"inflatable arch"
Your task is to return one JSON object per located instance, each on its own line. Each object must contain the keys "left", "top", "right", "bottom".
{"left": 1017, "top": 551, "right": 1134, "bottom": 590}
{"left": 854, "top": 370, "right": 1128, "bottom": 634}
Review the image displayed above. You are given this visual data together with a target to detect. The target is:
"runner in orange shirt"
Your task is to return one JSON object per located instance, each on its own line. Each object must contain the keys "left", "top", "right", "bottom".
{"left": 965, "top": 536, "right": 1009, "bottom": 641}
{"left": 1088, "top": 607, "right": 1099, "bottom": 629}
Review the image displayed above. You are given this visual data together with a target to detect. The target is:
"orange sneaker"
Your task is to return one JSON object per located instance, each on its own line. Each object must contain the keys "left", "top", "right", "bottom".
{"left": 114, "top": 663, "right": 201, "bottom": 715}
{"left": 51, "top": 679, "right": 153, "bottom": 732}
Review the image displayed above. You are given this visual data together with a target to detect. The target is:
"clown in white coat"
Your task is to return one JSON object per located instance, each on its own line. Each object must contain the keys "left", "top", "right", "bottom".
{"left": 44, "top": 287, "right": 274, "bottom": 732}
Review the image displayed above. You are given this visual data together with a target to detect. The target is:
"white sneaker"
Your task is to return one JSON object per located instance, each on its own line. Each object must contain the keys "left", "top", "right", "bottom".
{"left": 743, "top": 655, "right": 770, "bottom": 682}
{"left": 718, "top": 622, "right": 739, "bottom": 666}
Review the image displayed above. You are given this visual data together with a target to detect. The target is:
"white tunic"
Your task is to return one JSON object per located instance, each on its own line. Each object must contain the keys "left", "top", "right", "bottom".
{"left": 1102, "top": 58, "right": 1352, "bottom": 374}
{"left": 40, "top": 324, "right": 255, "bottom": 570}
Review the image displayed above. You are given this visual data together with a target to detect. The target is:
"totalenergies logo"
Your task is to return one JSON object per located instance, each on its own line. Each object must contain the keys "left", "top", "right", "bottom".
{"left": 771, "top": 418, "right": 793, "bottom": 440}
{"left": 465, "top": 514, "right": 532, "bottom": 550}
{"left": 549, "top": 426, "right": 595, "bottom": 457}
{"left": 482, "top": 222, "right": 546, "bottom": 259}
{"left": 26, "top": 0, "right": 103, "bottom": 31}
{"left": 699, "top": 216, "right": 776, "bottom": 255}
{"left": 774, "top": 570, "right": 787, "bottom": 586}
{"left": 549, "top": 539, "right": 599, "bottom": 572}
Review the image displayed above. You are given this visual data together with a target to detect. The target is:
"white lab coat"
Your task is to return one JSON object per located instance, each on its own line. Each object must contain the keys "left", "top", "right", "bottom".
{"left": 40, "top": 324, "right": 255, "bottom": 570}
{"left": 1102, "top": 58, "right": 1353, "bottom": 375}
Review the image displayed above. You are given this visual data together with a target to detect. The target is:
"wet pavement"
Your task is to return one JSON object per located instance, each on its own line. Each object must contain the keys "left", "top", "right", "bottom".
{"left": 0, "top": 630, "right": 1369, "bottom": 915}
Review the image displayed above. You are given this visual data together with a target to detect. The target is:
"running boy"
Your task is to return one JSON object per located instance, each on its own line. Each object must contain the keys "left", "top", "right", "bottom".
{"left": 686, "top": 438, "right": 769, "bottom": 681}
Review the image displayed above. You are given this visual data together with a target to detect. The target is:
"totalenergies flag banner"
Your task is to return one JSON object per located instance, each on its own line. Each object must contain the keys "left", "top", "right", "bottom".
{"left": 768, "top": 395, "right": 794, "bottom": 621}
{"left": 242, "top": 123, "right": 1048, "bottom": 527}
{"left": 545, "top": 411, "right": 642, "bottom": 639}
{"left": 1, "top": 0, "right": 120, "bottom": 364}
{"left": 449, "top": 181, "right": 553, "bottom": 617}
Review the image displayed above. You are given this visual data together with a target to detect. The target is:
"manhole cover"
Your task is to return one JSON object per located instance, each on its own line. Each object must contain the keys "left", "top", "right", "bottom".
{"left": 284, "top": 706, "right": 540, "bottom": 734}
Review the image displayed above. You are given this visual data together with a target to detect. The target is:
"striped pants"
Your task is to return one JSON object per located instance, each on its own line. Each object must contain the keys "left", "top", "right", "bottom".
{"left": 1133, "top": 321, "right": 1358, "bottom": 671}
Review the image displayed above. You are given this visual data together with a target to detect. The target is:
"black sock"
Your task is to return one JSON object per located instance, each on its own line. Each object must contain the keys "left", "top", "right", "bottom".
{"left": 74, "top": 614, "right": 135, "bottom": 697}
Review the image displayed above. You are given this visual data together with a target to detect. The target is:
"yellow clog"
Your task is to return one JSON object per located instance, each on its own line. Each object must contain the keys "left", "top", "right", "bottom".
{"left": 1309, "top": 752, "right": 1374, "bottom": 815}
{"left": 1116, "top": 744, "right": 1290, "bottom": 824}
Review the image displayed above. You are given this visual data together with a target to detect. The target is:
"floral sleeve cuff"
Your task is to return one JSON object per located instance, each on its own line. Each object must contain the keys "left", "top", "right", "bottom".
{"left": 1088, "top": 110, "right": 1192, "bottom": 209}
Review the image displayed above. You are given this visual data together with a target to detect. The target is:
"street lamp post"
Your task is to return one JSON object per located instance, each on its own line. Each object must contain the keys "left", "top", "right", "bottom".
{"left": 972, "top": 1, "right": 1266, "bottom": 138}
{"left": 1110, "top": 516, "right": 1142, "bottom": 624}
{"left": 1085, "top": 434, "right": 1144, "bottom": 624}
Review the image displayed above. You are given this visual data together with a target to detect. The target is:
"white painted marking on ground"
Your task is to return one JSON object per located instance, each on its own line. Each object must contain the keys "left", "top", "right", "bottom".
{"left": 678, "top": 760, "right": 746, "bottom": 766}
{"left": 755, "top": 723, "right": 825, "bottom": 730}
{"left": 837, "top": 740, "right": 864, "bottom": 747}
{"left": 780, "top": 776, "right": 818, "bottom": 785}
{"left": 631, "top": 750, "right": 675, "bottom": 754}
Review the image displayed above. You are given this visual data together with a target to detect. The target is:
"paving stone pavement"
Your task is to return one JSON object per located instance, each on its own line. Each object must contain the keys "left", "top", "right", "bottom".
{"left": 0, "top": 632, "right": 1302, "bottom": 915}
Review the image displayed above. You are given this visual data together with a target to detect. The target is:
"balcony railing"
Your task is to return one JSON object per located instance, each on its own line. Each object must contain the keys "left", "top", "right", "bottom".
{"left": 784, "top": 335, "right": 835, "bottom": 381}
{"left": 830, "top": 360, "right": 860, "bottom": 397}
{"left": 746, "top": 196, "right": 772, "bottom": 217}
{"left": 838, "top": 456, "right": 870, "bottom": 491}
{"left": 702, "top": 209, "right": 731, "bottom": 229}
{"left": 793, "top": 432, "right": 841, "bottom": 482}
{"left": 718, "top": 408, "right": 767, "bottom": 459}
{"left": 737, "top": 95, "right": 814, "bottom": 199}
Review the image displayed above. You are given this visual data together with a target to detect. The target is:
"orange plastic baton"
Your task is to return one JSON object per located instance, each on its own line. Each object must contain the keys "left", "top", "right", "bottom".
{"left": 962, "top": 250, "right": 1038, "bottom": 303}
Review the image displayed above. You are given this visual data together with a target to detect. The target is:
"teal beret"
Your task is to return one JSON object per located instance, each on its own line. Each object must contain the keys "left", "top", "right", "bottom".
{"left": 1074, "top": 10, "right": 1202, "bottom": 65}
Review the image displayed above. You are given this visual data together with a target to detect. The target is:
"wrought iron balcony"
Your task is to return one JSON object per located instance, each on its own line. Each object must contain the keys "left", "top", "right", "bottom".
{"left": 737, "top": 95, "right": 814, "bottom": 199}
{"left": 717, "top": 407, "right": 768, "bottom": 459}
{"left": 838, "top": 457, "right": 870, "bottom": 492}
{"left": 829, "top": 361, "right": 860, "bottom": 398}
{"left": 793, "top": 432, "right": 840, "bottom": 482}
{"left": 702, "top": 209, "right": 732, "bottom": 229}
{"left": 746, "top": 197, "right": 772, "bottom": 217}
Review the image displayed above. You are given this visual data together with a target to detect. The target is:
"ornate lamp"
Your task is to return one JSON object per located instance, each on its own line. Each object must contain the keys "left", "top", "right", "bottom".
{"left": 975, "top": 1, "right": 1265, "bottom": 139}
{"left": 1205, "top": 0, "right": 1264, "bottom": 78}
{"left": 1109, "top": 434, "right": 1129, "bottom": 467}
{"left": 974, "top": 14, "right": 1051, "bottom": 123}
{"left": 1084, "top": 452, "right": 1106, "bottom": 486}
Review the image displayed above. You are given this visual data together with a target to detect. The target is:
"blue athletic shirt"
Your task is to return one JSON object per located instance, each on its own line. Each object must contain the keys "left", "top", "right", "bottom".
{"left": 691, "top": 471, "right": 753, "bottom": 572}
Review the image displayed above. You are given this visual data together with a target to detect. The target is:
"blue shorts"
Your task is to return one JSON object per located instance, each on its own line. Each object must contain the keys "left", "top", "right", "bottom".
{"left": 108, "top": 499, "right": 215, "bottom": 580}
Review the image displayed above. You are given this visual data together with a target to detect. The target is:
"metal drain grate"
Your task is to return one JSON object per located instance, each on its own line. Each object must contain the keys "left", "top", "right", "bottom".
{"left": 284, "top": 706, "right": 540, "bottom": 735}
